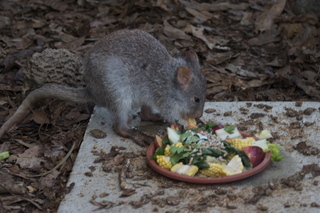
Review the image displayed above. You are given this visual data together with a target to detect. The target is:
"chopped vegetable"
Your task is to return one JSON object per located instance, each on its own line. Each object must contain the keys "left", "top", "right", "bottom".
{"left": 174, "top": 142, "right": 184, "bottom": 148}
{"left": 167, "top": 127, "right": 181, "bottom": 144}
{"left": 165, "top": 143, "right": 184, "bottom": 156}
{"left": 226, "top": 152, "right": 236, "bottom": 160}
{"left": 224, "top": 125, "right": 236, "bottom": 134}
{"left": 153, "top": 122, "right": 283, "bottom": 178}
{"left": 164, "top": 145, "right": 172, "bottom": 156}
{"left": 0, "top": 151, "right": 9, "bottom": 161}
{"left": 187, "top": 118, "right": 197, "bottom": 129}
{"left": 197, "top": 122, "right": 219, "bottom": 133}
{"left": 228, "top": 137, "right": 269, "bottom": 152}
{"left": 268, "top": 144, "right": 284, "bottom": 161}
{"left": 171, "top": 163, "right": 198, "bottom": 176}
{"left": 242, "top": 146, "right": 265, "bottom": 168}
{"left": 212, "top": 123, "right": 224, "bottom": 133}
{"left": 200, "top": 163, "right": 226, "bottom": 177}
{"left": 252, "top": 139, "right": 269, "bottom": 151}
{"left": 156, "top": 155, "right": 172, "bottom": 170}
{"left": 228, "top": 137, "right": 256, "bottom": 150}
{"left": 224, "top": 155, "right": 244, "bottom": 175}
{"left": 180, "top": 131, "right": 200, "bottom": 143}
{"left": 155, "top": 135, "right": 163, "bottom": 148}
{"left": 215, "top": 127, "right": 243, "bottom": 140}
{"left": 255, "top": 129, "right": 273, "bottom": 139}
{"left": 170, "top": 123, "right": 182, "bottom": 131}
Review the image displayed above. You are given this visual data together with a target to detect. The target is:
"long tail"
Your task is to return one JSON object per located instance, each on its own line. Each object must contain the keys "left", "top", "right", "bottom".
{"left": 0, "top": 84, "right": 91, "bottom": 138}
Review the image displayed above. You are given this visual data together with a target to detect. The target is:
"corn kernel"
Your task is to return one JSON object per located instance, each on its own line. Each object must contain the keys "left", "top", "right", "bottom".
{"left": 200, "top": 163, "right": 227, "bottom": 177}
{"left": 165, "top": 143, "right": 184, "bottom": 156}
{"left": 156, "top": 155, "right": 172, "bottom": 170}
{"left": 171, "top": 163, "right": 199, "bottom": 176}
{"left": 164, "top": 145, "right": 171, "bottom": 156}
{"left": 227, "top": 152, "right": 236, "bottom": 160}
{"left": 229, "top": 137, "right": 256, "bottom": 150}
{"left": 175, "top": 142, "right": 183, "bottom": 147}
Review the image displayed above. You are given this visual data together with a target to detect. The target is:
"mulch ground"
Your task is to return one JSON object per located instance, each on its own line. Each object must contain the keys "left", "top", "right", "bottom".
{"left": 0, "top": 0, "right": 319, "bottom": 212}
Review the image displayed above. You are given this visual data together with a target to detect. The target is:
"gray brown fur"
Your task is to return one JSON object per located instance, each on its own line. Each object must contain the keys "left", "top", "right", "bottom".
{"left": 0, "top": 29, "right": 206, "bottom": 146}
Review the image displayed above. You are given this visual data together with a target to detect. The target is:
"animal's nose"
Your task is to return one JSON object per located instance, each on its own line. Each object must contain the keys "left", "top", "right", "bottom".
{"left": 195, "top": 110, "right": 203, "bottom": 118}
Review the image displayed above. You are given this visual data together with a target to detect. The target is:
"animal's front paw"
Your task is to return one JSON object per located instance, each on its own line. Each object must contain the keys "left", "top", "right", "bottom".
{"left": 132, "top": 133, "right": 154, "bottom": 146}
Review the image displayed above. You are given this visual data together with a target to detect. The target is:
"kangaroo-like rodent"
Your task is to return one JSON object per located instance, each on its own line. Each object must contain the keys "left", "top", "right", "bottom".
{"left": 0, "top": 29, "right": 206, "bottom": 146}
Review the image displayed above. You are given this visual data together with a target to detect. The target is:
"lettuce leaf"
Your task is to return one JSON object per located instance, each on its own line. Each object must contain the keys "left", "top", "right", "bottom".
{"left": 268, "top": 144, "right": 284, "bottom": 161}
{"left": 224, "top": 125, "right": 236, "bottom": 134}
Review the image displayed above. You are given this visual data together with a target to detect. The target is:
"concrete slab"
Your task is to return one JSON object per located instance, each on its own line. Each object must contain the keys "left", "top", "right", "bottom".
{"left": 58, "top": 102, "right": 320, "bottom": 213}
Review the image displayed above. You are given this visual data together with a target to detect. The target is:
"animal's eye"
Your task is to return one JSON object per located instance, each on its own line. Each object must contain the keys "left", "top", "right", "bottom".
{"left": 194, "top": 97, "right": 200, "bottom": 103}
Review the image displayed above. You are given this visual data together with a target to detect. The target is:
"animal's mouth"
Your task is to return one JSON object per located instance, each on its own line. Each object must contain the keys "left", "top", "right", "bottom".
{"left": 182, "top": 110, "right": 203, "bottom": 120}
{"left": 180, "top": 116, "right": 197, "bottom": 128}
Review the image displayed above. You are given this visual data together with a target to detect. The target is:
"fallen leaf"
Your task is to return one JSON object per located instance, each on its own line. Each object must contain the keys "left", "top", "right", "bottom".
{"left": 39, "top": 169, "right": 60, "bottom": 189}
{"left": 265, "top": 57, "right": 285, "bottom": 67}
{"left": 114, "top": 155, "right": 124, "bottom": 165}
{"left": 47, "top": 1, "right": 69, "bottom": 12}
{"left": 237, "top": 69, "right": 259, "bottom": 78}
{"left": 247, "top": 79, "right": 269, "bottom": 88}
{"left": 16, "top": 146, "right": 45, "bottom": 171}
{"left": 0, "top": 15, "right": 11, "bottom": 29}
{"left": 0, "top": 172, "right": 26, "bottom": 194}
{"left": 240, "top": 11, "right": 253, "bottom": 25}
{"left": 156, "top": 0, "right": 169, "bottom": 11}
{"left": 275, "top": 65, "right": 292, "bottom": 77}
{"left": 248, "top": 29, "right": 281, "bottom": 46}
{"left": 185, "top": 7, "right": 214, "bottom": 21}
{"left": 33, "top": 109, "right": 50, "bottom": 125}
{"left": 77, "top": 19, "right": 91, "bottom": 37}
{"left": 90, "top": 199, "right": 115, "bottom": 209}
{"left": 120, "top": 188, "right": 136, "bottom": 197}
{"left": 185, "top": 25, "right": 230, "bottom": 50}
{"left": 180, "top": 0, "right": 249, "bottom": 12}
{"left": 90, "top": 129, "right": 107, "bottom": 139}
{"left": 254, "top": 0, "right": 287, "bottom": 32}
{"left": 56, "top": 36, "right": 85, "bottom": 49}
{"left": 63, "top": 109, "right": 90, "bottom": 126}
{"left": 206, "top": 52, "right": 233, "bottom": 65}
{"left": 32, "top": 18, "right": 46, "bottom": 28}
{"left": 3, "top": 46, "right": 43, "bottom": 72}
{"left": 279, "top": 23, "right": 303, "bottom": 39}
{"left": 163, "top": 20, "right": 192, "bottom": 41}
{"left": 206, "top": 86, "right": 225, "bottom": 96}
{"left": 301, "top": 70, "right": 318, "bottom": 82}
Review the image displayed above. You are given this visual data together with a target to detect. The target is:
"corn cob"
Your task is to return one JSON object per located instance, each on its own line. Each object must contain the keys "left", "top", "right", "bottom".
{"left": 227, "top": 152, "right": 236, "bottom": 160}
{"left": 156, "top": 155, "right": 172, "bottom": 170}
{"left": 200, "top": 163, "right": 227, "bottom": 177}
{"left": 229, "top": 137, "right": 256, "bottom": 150}
{"left": 175, "top": 142, "right": 183, "bottom": 147}
{"left": 164, "top": 145, "right": 171, "bottom": 156}
{"left": 164, "top": 142, "right": 184, "bottom": 156}
{"left": 171, "top": 163, "right": 199, "bottom": 176}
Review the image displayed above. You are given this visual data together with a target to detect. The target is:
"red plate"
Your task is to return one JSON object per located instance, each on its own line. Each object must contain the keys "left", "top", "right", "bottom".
{"left": 146, "top": 142, "right": 271, "bottom": 184}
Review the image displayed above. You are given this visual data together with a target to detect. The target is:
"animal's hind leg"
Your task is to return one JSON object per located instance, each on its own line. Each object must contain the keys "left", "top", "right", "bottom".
{"left": 112, "top": 104, "right": 153, "bottom": 146}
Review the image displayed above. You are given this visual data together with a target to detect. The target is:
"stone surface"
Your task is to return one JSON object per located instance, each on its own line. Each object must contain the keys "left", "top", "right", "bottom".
{"left": 58, "top": 102, "right": 320, "bottom": 213}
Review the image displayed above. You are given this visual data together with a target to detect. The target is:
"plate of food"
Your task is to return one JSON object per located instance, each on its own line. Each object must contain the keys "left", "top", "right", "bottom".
{"left": 146, "top": 119, "right": 283, "bottom": 184}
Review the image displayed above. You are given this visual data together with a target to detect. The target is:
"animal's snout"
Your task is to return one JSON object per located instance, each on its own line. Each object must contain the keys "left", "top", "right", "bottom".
{"left": 195, "top": 110, "right": 203, "bottom": 119}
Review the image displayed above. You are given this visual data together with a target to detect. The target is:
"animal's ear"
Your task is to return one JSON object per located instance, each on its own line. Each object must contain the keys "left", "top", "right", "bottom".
{"left": 185, "top": 50, "right": 199, "bottom": 64}
{"left": 177, "top": 66, "right": 193, "bottom": 89}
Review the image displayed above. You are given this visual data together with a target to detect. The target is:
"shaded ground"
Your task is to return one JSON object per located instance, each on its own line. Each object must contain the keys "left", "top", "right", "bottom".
{"left": 0, "top": 0, "right": 319, "bottom": 212}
